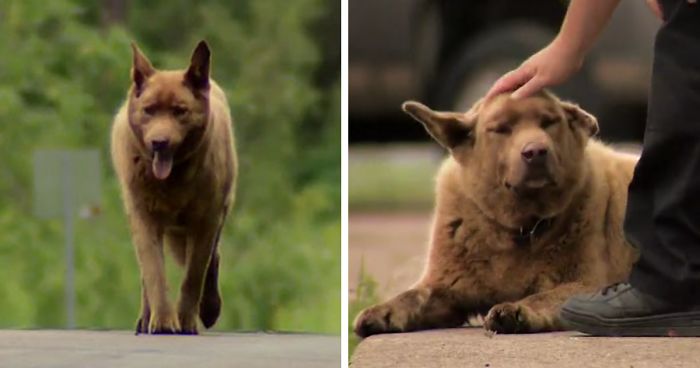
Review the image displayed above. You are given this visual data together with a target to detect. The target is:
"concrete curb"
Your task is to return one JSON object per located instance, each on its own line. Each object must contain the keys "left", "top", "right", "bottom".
{"left": 351, "top": 328, "right": 700, "bottom": 367}
{"left": 0, "top": 330, "right": 340, "bottom": 368}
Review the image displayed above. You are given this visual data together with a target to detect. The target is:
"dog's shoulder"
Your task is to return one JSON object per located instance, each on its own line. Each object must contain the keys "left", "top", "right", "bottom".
{"left": 578, "top": 139, "right": 639, "bottom": 280}
{"left": 110, "top": 102, "right": 138, "bottom": 177}
{"left": 432, "top": 156, "right": 491, "bottom": 242}
{"left": 585, "top": 140, "right": 638, "bottom": 191}
{"left": 434, "top": 156, "right": 470, "bottom": 209}
{"left": 205, "top": 80, "right": 235, "bottom": 150}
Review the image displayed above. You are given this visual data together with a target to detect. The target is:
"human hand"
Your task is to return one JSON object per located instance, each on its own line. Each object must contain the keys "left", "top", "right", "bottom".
{"left": 485, "top": 38, "right": 585, "bottom": 100}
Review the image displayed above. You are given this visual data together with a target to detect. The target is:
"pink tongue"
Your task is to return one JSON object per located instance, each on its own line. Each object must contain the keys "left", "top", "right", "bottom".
{"left": 152, "top": 152, "right": 173, "bottom": 180}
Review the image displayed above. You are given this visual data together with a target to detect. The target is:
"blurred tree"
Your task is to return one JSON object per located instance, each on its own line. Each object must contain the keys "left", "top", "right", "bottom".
{"left": 101, "top": 0, "right": 127, "bottom": 25}
{"left": 0, "top": 0, "right": 339, "bottom": 333}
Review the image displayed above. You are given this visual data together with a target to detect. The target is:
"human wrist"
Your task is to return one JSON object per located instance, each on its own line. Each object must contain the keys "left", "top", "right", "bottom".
{"left": 551, "top": 35, "right": 586, "bottom": 67}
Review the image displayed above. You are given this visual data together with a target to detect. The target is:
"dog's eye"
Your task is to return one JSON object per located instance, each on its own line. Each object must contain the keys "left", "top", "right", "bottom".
{"left": 143, "top": 105, "right": 157, "bottom": 116}
{"left": 172, "top": 106, "right": 188, "bottom": 117}
{"left": 541, "top": 117, "right": 558, "bottom": 129}
{"left": 488, "top": 125, "right": 511, "bottom": 135}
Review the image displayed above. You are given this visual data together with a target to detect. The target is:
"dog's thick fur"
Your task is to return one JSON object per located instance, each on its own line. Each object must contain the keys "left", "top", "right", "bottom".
{"left": 111, "top": 41, "right": 236, "bottom": 334}
{"left": 354, "top": 92, "right": 639, "bottom": 336}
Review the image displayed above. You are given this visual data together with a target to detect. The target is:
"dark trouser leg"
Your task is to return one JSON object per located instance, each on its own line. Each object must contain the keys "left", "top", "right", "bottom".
{"left": 626, "top": 0, "right": 700, "bottom": 304}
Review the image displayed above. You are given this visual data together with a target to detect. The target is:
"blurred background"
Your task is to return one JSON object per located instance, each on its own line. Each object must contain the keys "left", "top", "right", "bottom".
{"left": 0, "top": 0, "right": 340, "bottom": 334}
{"left": 349, "top": 0, "right": 658, "bottom": 350}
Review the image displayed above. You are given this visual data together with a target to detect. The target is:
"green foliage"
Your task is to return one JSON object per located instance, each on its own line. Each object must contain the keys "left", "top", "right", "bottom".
{"left": 349, "top": 262, "right": 380, "bottom": 356}
{"left": 349, "top": 145, "right": 439, "bottom": 211}
{"left": 0, "top": 0, "right": 339, "bottom": 334}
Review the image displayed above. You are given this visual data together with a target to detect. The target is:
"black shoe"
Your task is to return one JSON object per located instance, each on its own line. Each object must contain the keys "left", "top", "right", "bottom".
{"left": 559, "top": 282, "right": 700, "bottom": 336}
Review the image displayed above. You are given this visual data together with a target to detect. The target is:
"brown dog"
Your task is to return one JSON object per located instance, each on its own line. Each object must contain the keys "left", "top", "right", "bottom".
{"left": 111, "top": 41, "right": 236, "bottom": 334}
{"left": 354, "top": 91, "right": 638, "bottom": 336}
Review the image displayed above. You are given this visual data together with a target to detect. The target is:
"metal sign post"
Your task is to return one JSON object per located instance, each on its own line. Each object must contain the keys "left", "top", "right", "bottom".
{"left": 33, "top": 149, "right": 101, "bottom": 329}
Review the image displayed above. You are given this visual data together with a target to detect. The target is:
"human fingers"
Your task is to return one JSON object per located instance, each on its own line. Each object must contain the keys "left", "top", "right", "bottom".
{"left": 485, "top": 67, "right": 534, "bottom": 99}
{"left": 510, "top": 75, "right": 547, "bottom": 100}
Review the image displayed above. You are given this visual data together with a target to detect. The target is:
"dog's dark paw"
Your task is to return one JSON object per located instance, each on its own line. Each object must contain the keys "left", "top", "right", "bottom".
{"left": 199, "top": 292, "right": 222, "bottom": 329}
{"left": 484, "top": 303, "right": 530, "bottom": 334}
{"left": 178, "top": 328, "right": 199, "bottom": 335}
{"left": 353, "top": 304, "right": 406, "bottom": 338}
{"left": 199, "top": 253, "right": 221, "bottom": 329}
{"left": 134, "top": 317, "right": 149, "bottom": 335}
{"left": 178, "top": 313, "right": 199, "bottom": 335}
{"left": 353, "top": 308, "right": 385, "bottom": 338}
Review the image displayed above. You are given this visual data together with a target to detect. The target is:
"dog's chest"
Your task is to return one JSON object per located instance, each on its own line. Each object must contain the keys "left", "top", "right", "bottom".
{"left": 450, "top": 223, "right": 576, "bottom": 300}
{"left": 129, "top": 158, "right": 218, "bottom": 220}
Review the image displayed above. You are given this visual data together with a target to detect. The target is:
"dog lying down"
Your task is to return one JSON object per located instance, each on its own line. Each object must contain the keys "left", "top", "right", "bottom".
{"left": 354, "top": 91, "right": 639, "bottom": 336}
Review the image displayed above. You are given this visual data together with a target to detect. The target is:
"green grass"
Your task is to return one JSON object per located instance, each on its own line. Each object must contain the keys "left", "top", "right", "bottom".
{"left": 348, "top": 144, "right": 442, "bottom": 355}
{"left": 348, "top": 261, "right": 380, "bottom": 357}
{"left": 349, "top": 144, "right": 442, "bottom": 211}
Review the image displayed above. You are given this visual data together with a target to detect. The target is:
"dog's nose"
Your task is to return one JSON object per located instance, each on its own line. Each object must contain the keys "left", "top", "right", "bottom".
{"left": 151, "top": 139, "right": 170, "bottom": 152}
{"left": 521, "top": 142, "right": 548, "bottom": 164}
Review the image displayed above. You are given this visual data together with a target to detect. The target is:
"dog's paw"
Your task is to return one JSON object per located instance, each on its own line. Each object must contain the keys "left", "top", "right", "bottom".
{"left": 353, "top": 303, "right": 409, "bottom": 338}
{"left": 178, "top": 312, "right": 199, "bottom": 335}
{"left": 148, "top": 312, "right": 180, "bottom": 334}
{"left": 484, "top": 303, "right": 532, "bottom": 334}
{"left": 135, "top": 316, "right": 149, "bottom": 335}
{"left": 134, "top": 306, "right": 151, "bottom": 335}
{"left": 199, "top": 291, "right": 222, "bottom": 329}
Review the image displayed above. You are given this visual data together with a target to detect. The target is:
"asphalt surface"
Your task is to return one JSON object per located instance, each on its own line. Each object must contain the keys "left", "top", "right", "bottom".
{"left": 0, "top": 330, "right": 340, "bottom": 368}
{"left": 351, "top": 328, "right": 700, "bottom": 368}
{"left": 349, "top": 211, "right": 431, "bottom": 299}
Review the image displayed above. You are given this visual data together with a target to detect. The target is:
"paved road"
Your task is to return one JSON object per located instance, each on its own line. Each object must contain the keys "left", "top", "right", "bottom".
{"left": 351, "top": 328, "right": 700, "bottom": 368}
{"left": 0, "top": 330, "right": 339, "bottom": 368}
{"left": 349, "top": 211, "right": 430, "bottom": 299}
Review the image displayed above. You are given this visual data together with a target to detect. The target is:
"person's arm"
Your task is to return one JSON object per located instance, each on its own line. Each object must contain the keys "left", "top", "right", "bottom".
{"left": 486, "top": 0, "right": 621, "bottom": 99}
{"left": 646, "top": 0, "right": 664, "bottom": 21}
{"left": 556, "top": 0, "right": 622, "bottom": 59}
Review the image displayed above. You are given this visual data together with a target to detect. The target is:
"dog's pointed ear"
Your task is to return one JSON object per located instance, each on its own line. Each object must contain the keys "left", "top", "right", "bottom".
{"left": 561, "top": 101, "right": 599, "bottom": 137}
{"left": 131, "top": 42, "right": 155, "bottom": 97}
{"left": 185, "top": 40, "right": 211, "bottom": 91}
{"left": 402, "top": 101, "right": 478, "bottom": 151}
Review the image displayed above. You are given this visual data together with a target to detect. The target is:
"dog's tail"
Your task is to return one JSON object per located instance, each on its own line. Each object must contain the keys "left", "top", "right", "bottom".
{"left": 199, "top": 227, "right": 223, "bottom": 329}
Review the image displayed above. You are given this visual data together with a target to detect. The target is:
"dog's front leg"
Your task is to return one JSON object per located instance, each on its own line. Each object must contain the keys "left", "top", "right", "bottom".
{"left": 135, "top": 278, "right": 150, "bottom": 334}
{"left": 484, "top": 281, "right": 595, "bottom": 333}
{"left": 177, "top": 221, "right": 220, "bottom": 334}
{"left": 353, "top": 286, "right": 472, "bottom": 337}
{"left": 130, "top": 212, "right": 178, "bottom": 334}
